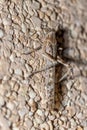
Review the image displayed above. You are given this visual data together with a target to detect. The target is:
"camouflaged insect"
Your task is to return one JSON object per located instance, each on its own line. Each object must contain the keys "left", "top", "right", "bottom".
{"left": 41, "top": 31, "right": 58, "bottom": 109}
{"left": 29, "top": 31, "right": 69, "bottom": 110}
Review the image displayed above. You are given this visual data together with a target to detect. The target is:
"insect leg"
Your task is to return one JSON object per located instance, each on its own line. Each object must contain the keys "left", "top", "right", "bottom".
{"left": 39, "top": 52, "right": 71, "bottom": 82}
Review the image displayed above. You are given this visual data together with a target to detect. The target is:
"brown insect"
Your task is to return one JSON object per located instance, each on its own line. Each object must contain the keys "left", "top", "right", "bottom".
{"left": 22, "top": 31, "right": 70, "bottom": 109}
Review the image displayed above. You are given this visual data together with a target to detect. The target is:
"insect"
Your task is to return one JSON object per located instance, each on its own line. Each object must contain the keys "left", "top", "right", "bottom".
{"left": 24, "top": 30, "right": 71, "bottom": 110}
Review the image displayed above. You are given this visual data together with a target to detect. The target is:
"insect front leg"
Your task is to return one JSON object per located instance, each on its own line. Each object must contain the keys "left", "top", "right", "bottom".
{"left": 58, "top": 65, "right": 71, "bottom": 82}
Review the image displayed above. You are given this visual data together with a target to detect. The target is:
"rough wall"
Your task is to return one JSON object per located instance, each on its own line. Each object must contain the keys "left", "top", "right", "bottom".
{"left": 0, "top": 0, "right": 87, "bottom": 130}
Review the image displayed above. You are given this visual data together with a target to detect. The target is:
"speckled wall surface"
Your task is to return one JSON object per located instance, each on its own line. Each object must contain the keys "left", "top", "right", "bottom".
{"left": 0, "top": 0, "right": 87, "bottom": 130}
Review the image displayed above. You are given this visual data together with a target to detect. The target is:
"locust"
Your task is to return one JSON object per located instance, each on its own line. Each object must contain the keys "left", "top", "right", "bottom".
{"left": 24, "top": 31, "right": 70, "bottom": 109}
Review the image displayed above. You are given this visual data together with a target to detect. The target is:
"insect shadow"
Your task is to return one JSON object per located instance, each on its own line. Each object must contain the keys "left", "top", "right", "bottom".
{"left": 54, "top": 27, "right": 70, "bottom": 110}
